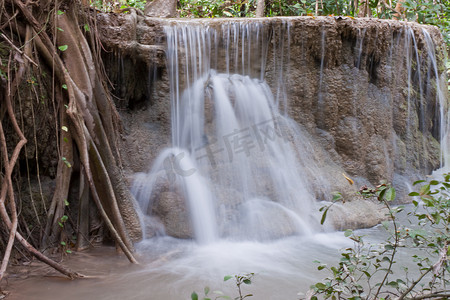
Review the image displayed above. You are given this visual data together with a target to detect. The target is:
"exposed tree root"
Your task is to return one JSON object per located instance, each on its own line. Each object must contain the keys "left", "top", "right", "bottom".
{"left": 0, "top": 0, "right": 142, "bottom": 282}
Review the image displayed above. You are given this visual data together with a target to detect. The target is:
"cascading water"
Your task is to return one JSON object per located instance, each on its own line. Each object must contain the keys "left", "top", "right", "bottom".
{"left": 132, "top": 21, "right": 325, "bottom": 244}
{"left": 422, "top": 29, "right": 450, "bottom": 169}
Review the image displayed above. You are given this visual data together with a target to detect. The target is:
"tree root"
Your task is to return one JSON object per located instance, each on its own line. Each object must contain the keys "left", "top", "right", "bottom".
{"left": 0, "top": 0, "right": 142, "bottom": 282}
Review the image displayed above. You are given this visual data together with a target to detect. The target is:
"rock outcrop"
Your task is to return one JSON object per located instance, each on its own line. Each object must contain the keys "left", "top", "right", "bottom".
{"left": 97, "top": 15, "right": 448, "bottom": 235}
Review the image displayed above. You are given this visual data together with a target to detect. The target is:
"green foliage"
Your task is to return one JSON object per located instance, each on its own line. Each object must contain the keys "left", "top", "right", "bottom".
{"left": 402, "top": 0, "right": 449, "bottom": 45}
{"left": 120, "top": 0, "right": 146, "bottom": 10}
{"left": 179, "top": 0, "right": 257, "bottom": 18}
{"left": 174, "top": 0, "right": 449, "bottom": 48}
{"left": 319, "top": 192, "right": 342, "bottom": 225}
{"left": 309, "top": 177, "right": 450, "bottom": 299}
{"left": 58, "top": 215, "right": 69, "bottom": 228}
{"left": 191, "top": 273, "right": 254, "bottom": 300}
{"left": 89, "top": 0, "right": 145, "bottom": 12}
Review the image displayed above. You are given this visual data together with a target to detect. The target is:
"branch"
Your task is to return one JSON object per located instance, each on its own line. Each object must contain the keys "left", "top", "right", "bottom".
{"left": 0, "top": 33, "right": 38, "bottom": 67}
{"left": 373, "top": 199, "right": 399, "bottom": 299}
{"left": 409, "top": 291, "right": 450, "bottom": 300}
{"left": 64, "top": 71, "right": 138, "bottom": 264}
{"left": 0, "top": 0, "right": 84, "bottom": 280}
{"left": 398, "top": 267, "right": 433, "bottom": 300}
{"left": 0, "top": 56, "right": 27, "bottom": 281}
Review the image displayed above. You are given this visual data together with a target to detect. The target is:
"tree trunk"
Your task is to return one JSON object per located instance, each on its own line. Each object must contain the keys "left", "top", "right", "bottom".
{"left": 256, "top": 0, "right": 265, "bottom": 17}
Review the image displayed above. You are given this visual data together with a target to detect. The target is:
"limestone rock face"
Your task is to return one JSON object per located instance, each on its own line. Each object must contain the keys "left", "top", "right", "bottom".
{"left": 98, "top": 15, "right": 447, "bottom": 237}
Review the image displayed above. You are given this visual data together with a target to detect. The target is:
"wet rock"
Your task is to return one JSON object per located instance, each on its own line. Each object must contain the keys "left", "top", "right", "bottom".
{"left": 153, "top": 191, "right": 193, "bottom": 239}
{"left": 324, "top": 199, "right": 388, "bottom": 230}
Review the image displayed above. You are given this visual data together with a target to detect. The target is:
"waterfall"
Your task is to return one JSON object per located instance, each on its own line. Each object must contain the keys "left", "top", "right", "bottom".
{"left": 422, "top": 29, "right": 450, "bottom": 169}
{"left": 132, "top": 20, "right": 325, "bottom": 243}
{"left": 130, "top": 19, "right": 449, "bottom": 245}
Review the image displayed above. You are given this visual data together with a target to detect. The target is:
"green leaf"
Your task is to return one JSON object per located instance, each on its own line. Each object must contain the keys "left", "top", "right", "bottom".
{"left": 320, "top": 207, "right": 328, "bottom": 225}
{"left": 62, "top": 157, "right": 72, "bottom": 168}
{"left": 409, "top": 192, "right": 420, "bottom": 196}
{"left": 61, "top": 215, "right": 68, "bottom": 222}
{"left": 57, "top": 27, "right": 64, "bottom": 32}
{"left": 191, "top": 292, "right": 198, "bottom": 300}
{"left": 384, "top": 244, "right": 394, "bottom": 250}
{"left": 64, "top": 199, "right": 69, "bottom": 206}
{"left": 58, "top": 45, "right": 68, "bottom": 52}
{"left": 332, "top": 192, "right": 342, "bottom": 201}
{"left": 318, "top": 265, "right": 326, "bottom": 270}
{"left": 419, "top": 184, "right": 430, "bottom": 195}
{"left": 57, "top": 10, "right": 65, "bottom": 15}
{"left": 413, "top": 179, "right": 426, "bottom": 185}
{"left": 62, "top": 84, "right": 67, "bottom": 90}
{"left": 429, "top": 180, "right": 439, "bottom": 185}
{"left": 60, "top": 241, "right": 66, "bottom": 246}
{"left": 387, "top": 281, "right": 398, "bottom": 288}
{"left": 315, "top": 282, "right": 327, "bottom": 290}
{"left": 243, "top": 279, "right": 251, "bottom": 285}
{"left": 66, "top": 249, "right": 72, "bottom": 254}
{"left": 224, "top": 275, "right": 233, "bottom": 281}
{"left": 84, "top": 24, "right": 90, "bottom": 32}
{"left": 204, "top": 286, "right": 210, "bottom": 295}
{"left": 384, "top": 187, "right": 396, "bottom": 202}
{"left": 378, "top": 188, "right": 387, "bottom": 201}
{"left": 344, "top": 229, "right": 353, "bottom": 237}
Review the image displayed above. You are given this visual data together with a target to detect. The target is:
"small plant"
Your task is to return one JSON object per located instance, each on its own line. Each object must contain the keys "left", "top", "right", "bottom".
{"left": 225, "top": 273, "right": 254, "bottom": 300}
{"left": 306, "top": 177, "right": 449, "bottom": 300}
{"left": 191, "top": 273, "right": 255, "bottom": 300}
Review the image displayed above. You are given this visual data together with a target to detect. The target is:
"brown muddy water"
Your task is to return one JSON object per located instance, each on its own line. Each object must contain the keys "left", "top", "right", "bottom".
{"left": 6, "top": 224, "right": 427, "bottom": 300}
{"left": 6, "top": 233, "right": 357, "bottom": 300}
